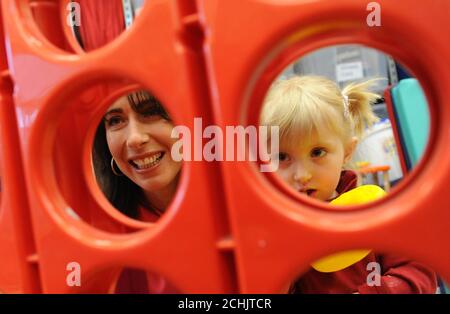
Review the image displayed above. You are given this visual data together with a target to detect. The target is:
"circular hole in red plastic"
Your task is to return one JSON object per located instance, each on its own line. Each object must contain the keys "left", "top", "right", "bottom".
{"left": 64, "top": 265, "right": 182, "bottom": 293}
{"left": 48, "top": 78, "right": 183, "bottom": 234}
{"left": 284, "top": 249, "right": 443, "bottom": 294}
{"left": 256, "top": 44, "right": 432, "bottom": 212}
{"left": 113, "top": 267, "right": 182, "bottom": 294}
{"left": 22, "top": 0, "right": 149, "bottom": 53}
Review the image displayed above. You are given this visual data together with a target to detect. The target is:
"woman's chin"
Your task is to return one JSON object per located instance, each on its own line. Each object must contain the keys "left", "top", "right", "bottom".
{"left": 139, "top": 180, "right": 168, "bottom": 193}
{"left": 140, "top": 173, "right": 178, "bottom": 193}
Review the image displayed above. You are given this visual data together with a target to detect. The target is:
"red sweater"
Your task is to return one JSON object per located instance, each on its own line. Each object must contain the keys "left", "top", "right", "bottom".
{"left": 115, "top": 208, "right": 179, "bottom": 294}
{"left": 290, "top": 170, "right": 437, "bottom": 294}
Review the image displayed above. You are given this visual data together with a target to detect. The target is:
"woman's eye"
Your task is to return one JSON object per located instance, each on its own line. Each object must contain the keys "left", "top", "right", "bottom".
{"left": 311, "top": 148, "right": 326, "bottom": 158}
{"left": 105, "top": 116, "right": 125, "bottom": 128}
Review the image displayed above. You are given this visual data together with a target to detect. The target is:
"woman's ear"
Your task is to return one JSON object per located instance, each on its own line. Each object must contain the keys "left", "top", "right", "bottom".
{"left": 344, "top": 137, "right": 358, "bottom": 164}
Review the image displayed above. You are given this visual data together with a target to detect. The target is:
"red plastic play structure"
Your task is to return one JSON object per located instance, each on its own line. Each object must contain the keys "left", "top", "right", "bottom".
{"left": 0, "top": 0, "right": 449, "bottom": 293}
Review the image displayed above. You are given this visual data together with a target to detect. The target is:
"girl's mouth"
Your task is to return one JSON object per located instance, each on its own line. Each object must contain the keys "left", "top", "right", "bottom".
{"left": 129, "top": 152, "right": 165, "bottom": 170}
{"left": 300, "top": 189, "right": 317, "bottom": 197}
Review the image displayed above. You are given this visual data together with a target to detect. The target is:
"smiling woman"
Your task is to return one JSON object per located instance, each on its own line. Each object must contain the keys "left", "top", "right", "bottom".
{"left": 92, "top": 90, "right": 182, "bottom": 221}
{"left": 91, "top": 89, "right": 182, "bottom": 293}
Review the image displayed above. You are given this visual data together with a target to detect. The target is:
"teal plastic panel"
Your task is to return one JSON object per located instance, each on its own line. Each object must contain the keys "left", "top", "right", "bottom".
{"left": 391, "top": 78, "right": 430, "bottom": 165}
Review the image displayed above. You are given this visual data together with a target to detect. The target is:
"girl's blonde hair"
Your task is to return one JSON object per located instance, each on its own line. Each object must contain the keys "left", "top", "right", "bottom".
{"left": 260, "top": 75, "right": 380, "bottom": 149}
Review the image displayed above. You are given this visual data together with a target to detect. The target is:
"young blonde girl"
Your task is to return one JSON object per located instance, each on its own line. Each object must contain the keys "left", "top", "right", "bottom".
{"left": 261, "top": 75, "right": 436, "bottom": 293}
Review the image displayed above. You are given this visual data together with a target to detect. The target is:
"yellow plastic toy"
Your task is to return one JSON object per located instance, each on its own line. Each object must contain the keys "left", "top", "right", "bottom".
{"left": 311, "top": 185, "right": 387, "bottom": 273}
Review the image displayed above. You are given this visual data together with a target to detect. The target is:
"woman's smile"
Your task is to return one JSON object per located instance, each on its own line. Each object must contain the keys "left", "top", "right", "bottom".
{"left": 128, "top": 151, "right": 165, "bottom": 172}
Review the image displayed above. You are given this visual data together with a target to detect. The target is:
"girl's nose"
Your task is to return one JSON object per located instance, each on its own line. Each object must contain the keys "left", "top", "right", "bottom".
{"left": 126, "top": 120, "right": 150, "bottom": 149}
{"left": 293, "top": 163, "right": 312, "bottom": 185}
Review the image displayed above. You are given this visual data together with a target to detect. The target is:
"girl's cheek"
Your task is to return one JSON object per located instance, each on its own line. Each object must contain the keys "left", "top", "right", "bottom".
{"left": 276, "top": 161, "right": 291, "bottom": 173}
{"left": 276, "top": 168, "right": 293, "bottom": 183}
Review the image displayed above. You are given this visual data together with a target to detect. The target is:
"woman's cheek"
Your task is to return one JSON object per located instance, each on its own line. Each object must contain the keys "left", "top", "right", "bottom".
{"left": 106, "top": 133, "right": 119, "bottom": 157}
{"left": 159, "top": 124, "right": 177, "bottom": 147}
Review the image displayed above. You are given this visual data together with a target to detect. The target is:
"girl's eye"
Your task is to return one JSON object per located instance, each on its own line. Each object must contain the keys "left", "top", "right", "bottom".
{"left": 311, "top": 148, "right": 327, "bottom": 158}
{"left": 278, "top": 152, "right": 290, "bottom": 162}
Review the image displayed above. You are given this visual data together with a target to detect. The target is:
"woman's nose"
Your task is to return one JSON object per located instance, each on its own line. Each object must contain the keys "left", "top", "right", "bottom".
{"left": 293, "top": 163, "right": 312, "bottom": 185}
{"left": 126, "top": 120, "right": 150, "bottom": 149}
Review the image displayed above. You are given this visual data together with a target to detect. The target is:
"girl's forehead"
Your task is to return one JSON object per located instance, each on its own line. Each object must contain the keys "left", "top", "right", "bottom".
{"left": 281, "top": 126, "right": 342, "bottom": 150}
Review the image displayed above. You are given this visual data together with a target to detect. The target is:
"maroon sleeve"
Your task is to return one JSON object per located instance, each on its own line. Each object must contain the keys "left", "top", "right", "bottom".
{"left": 357, "top": 254, "right": 437, "bottom": 294}
{"left": 335, "top": 170, "right": 358, "bottom": 195}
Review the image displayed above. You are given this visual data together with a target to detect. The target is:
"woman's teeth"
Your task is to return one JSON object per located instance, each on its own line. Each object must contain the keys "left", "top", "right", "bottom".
{"left": 131, "top": 152, "right": 163, "bottom": 169}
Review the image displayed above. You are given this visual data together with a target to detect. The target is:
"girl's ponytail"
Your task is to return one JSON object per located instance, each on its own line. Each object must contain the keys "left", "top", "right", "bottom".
{"left": 342, "top": 79, "right": 381, "bottom": 138}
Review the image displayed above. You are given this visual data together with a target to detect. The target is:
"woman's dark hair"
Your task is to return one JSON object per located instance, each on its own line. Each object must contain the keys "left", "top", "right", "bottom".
{"left": 92, "top": 90, "right": 170, "bottom": 219}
